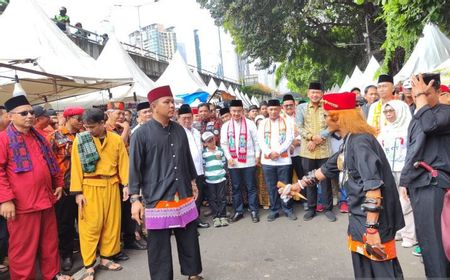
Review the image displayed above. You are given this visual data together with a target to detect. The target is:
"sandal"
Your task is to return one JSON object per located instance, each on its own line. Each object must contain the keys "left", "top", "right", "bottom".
{"left": 188, "top": 276, "right": 204, "bottom": 280}
{"left": 98, "top": 260, "right": 123, "bottom": 271}
{"left": 53, "top": 272, "right": 74, "bottom": 280}
{"left": 80, "top": 270, "right": 95, "bottom": 280}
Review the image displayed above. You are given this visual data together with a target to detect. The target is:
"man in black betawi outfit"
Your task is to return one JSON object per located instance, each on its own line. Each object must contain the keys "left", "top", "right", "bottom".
{"left": 289, "top": 92, "right": 405, "bottom": 279}
{"left": 128, "top": 85, "right": 203, "bottom": 280}
{"left": 399, "top": 73, "right": 450, "bottom": 278}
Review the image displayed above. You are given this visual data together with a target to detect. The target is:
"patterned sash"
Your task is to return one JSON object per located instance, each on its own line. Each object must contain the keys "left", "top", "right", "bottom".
{"left": 228, "top": 118, "right": 248, "bottom": 163}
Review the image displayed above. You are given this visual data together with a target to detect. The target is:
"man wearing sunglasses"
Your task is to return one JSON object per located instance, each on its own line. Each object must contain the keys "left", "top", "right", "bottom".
{"left": 0, "top": 95, "right": 71, "bottom": 280}
{"left": 47, "top": 106, "right": 84, "bottom": 271}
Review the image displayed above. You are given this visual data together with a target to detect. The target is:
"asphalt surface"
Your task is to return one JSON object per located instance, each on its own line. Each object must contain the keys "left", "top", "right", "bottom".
{"left": 0, "top": 206, "right": 426, "bottom": 280}
{"left": 88, "top": 206, "right": 424, "bottom": 280}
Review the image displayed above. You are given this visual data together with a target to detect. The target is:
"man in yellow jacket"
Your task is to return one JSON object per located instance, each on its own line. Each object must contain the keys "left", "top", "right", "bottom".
{"left": 70, "top": 108, "right": 129, "bottom": 280}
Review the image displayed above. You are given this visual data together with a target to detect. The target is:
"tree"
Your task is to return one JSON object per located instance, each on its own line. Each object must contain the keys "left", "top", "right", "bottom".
{"left": 355, "top": 0, "right": 450, "bottom": 74}
{"left": 198, "top": 0, "right": 385, "bottom": 93}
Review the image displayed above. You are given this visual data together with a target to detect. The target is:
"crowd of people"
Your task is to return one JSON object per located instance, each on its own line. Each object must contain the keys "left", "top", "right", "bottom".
{"left": 0, "top": 72, "right": 449, "bottom": 280}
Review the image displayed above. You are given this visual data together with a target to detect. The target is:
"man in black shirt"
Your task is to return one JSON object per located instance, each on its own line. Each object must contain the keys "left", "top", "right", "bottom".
{"left": 400, "top": 73, "right": 450, "bottom": 278}
{"left": 129, "top": 86, "right": 203, "bottom": 280}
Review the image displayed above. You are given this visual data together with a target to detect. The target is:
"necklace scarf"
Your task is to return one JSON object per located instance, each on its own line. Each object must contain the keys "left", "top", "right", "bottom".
{"left": 228, "top": 118, "right": 247, "bottom": 163}
{"left": 6, "top": 124, "right": 60, "bottom": 175}
{"left": 264, "top": 118, "right": 287, "bottom": 157}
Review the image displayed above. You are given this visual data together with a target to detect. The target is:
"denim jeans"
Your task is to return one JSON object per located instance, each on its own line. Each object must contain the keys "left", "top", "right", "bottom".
{"left": 229, "top": 167, "right": 258, "bottom": 213}
{"left": 262, "top": 164, "right": 293, "bottom": 215}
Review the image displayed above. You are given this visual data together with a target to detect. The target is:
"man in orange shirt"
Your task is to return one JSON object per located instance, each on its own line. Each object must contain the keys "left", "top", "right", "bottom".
{"left": 47, "top": 106, "right": 84, "bottom": 271}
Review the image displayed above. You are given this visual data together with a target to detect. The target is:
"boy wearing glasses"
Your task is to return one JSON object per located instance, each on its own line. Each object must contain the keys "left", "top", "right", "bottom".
{"left": 0, "top": 95, "right": 71, "bottom": 280}
{"left": 47, "top": 107, "right": 84, "bottom": 271}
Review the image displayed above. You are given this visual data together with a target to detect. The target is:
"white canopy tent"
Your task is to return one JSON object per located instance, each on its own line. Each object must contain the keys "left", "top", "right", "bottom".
{"left": 0, "top": 0, "right": 131, "bottom": 104}
{"left": 218, "top": 82, "right": 227, "bottom": 92}
{"left": 155, "top": 51, "right": 208, "bottom": 97}
{"left": 50, "top": 35, "right": 155, "bottom": 109}
{"left": 190, "top": 69, "right": 208, "bottom": 91}
{"left": 234, "top": 90, "right": 250, "bottom": 108}
{"left": 206, "top": 78, "right": 218, "bottom": 95}
{"left": 362, "top": 56, "right": 381, "bottom": 91}
{"left": 433, "top": 58, "right": 450, "bottom": 85}
{"left": 227, "top": 85, "right": 236, "bottom": 97}
{"left": 394, "top": 23, "right": 450, "bottom": 83}
{"left": 251, "top": 96, "right": 260, "bottom": 106}
{"left": 340, "top": 66, "right": 364, "bottom": 92}
{"left": 340, "top": 75, "right": 350, "bottom": 89}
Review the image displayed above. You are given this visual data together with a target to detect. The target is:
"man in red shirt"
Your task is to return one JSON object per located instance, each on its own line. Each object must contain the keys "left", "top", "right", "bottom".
{"left": 47, "top": 106, "right": 84, "bottom": 271}
{"left": 0, "top": 95, "right": 71, "bottom": 280}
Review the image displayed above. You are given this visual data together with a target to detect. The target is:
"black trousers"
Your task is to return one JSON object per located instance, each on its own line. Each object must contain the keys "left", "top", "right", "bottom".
{"left": 0, "top": 217, "right": 8, "bottom": 261}
{"left": 206, "top": 180, "right": 227, "bottom": 218}
{"left": 120, "top": 186, "right": 137, "bottom": 245}
{"left": 410, "top": 185, "right": 450, "bottom": 278}
{"left": 351, "top": 252, "right": 403, "bottom": 279}
{"left": 301, "top": 158, "right": 333, "bottom": 211}
{"left": 147, "top": 221, "right": 202, "bottom": 280}
{"left": 54, "top": 194, "right": 77, "bottom": 258}
{"left": 290, "top": 156, "right": 307, "bottom": 200}
{"left": 195, "top": 175, "right": 206, "bottom": 211}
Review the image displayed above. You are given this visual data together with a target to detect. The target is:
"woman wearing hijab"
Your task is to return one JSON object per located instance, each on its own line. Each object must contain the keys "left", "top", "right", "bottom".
{"left": 377, "top": 100, "right": 417, "bottom": 248}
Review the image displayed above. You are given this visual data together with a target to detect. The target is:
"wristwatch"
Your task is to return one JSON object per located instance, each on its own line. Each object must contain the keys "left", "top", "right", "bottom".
{"left": 130, "top": 196, "right": 141, "bottom": 204}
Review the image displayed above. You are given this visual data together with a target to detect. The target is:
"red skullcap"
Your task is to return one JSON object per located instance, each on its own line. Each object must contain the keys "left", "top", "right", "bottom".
{"left": 322, "top": 92, "right": 356, "bottom": 111}
{"left": 440, "top": 85, "right": 449, "bottom": 93}
{"left": 63, "top": 107, "right": 85, "bottom": 118}
{"left": 147, "top": 85, "right": 173, "bottom": 104}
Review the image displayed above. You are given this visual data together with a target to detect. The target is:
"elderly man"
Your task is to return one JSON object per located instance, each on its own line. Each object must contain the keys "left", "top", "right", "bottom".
{"left": 221, "top": 99, "right": 260, "bottom": 223}
{"left": 105, "top": 101, "right": 130, "bottom": 144}
{"left": 297, "top": 82, "right": 335, "bottom": 222}
{"left": 367, "top": 74, "right": 410, "bottom": 132}
{"left": 129, "top": 85, "right": 203, "bottom": 280}
{"left": 400, "top": 73, "right": 450, "bottom": 278}
{"left": 0, "top": 95, "right": 71, "bottom": 280}
{"left": 131, "top": 101, "right": 152, "bottom": 135}
{"left": 71, "top": 108, "right": 129, "bottom": 279}
{"left": 258, "top": 99, "right": 295, "bottom": 221}
{"left": 47, "top": 106, "right": 84, "bottom": 271}
{"left": 178, "top": 104, "right": 210, "bottom": 229}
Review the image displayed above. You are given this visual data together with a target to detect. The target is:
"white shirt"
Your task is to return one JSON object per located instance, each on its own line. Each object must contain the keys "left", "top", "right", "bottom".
{"left": 257, "top": 117, "right": 294, "bottom": 166}
{"left": 220, "top": 117, "right": 260, "bottom": 169}
{"left": 183, "top": 127, "right": 204, "bottom": 176}
{"left": 284, "top": 114, "right": 301, "bottom": 157}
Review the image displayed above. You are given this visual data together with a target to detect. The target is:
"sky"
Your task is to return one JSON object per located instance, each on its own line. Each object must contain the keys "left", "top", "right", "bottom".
{"left": 36, "top": 0, "right": 241, "bottom": 81}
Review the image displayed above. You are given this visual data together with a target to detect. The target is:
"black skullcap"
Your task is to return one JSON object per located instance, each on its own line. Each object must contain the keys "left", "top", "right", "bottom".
{"left": 248, "top": 105, "right": 258, "bottom": 111}
{"left": 421, "top": 73, "right": 441, "bottom": 88}
{"left": 0, "top": 105, "right": 5, "bottom": 110}
{"left": 378, "top": 74, "right": 394, "bottom": 84}
{"left": 229, "top": 99, "right": 243, "bottom": 107}
{"left": 267, "top": 99, "right": 280, "bottom": 107}
{"left": 282, "top": 94, "right": 295, "bottom": 103}
{"left": 136, "top": 101, "right": 150, "bottom": 112}
{"left": 219, "top": 107, "right": 230, "bottom": 116}
{"left": 4, "top": 95, "right": 30, "bottom": 112}
{"left": 308, "top": 82, "right": 322, "bottom": 90}
{"left": 178, "top": 104, "right": 192, "bottom": 115}
{"left": 32, "top": 105, "right": 50, "bottom": 118}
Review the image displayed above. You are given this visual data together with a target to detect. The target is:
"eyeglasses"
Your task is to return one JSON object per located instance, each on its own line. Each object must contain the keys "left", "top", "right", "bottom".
{"left": 11, "top": 110, "right": 35, "bottom": 116}
{"left": 382, "top": 109, "right": 395, "bottom": 114}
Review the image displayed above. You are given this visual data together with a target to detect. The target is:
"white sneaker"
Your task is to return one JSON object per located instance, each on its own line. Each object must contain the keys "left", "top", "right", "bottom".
{"left": 401, "top": 240, "right": 418, "bottom": 248}
{"left": 395, "top": 234, "right": 402, "bottom": 241}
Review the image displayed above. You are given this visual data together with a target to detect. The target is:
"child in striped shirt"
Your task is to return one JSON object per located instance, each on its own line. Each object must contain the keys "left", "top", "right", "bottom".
{"left": 201, "top": 131, "right": 228, "bottom": 227}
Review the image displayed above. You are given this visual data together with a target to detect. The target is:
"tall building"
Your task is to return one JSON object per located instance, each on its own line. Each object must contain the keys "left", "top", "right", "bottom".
{"left": 129, "top": 23, "right": 177, "bottom": 59}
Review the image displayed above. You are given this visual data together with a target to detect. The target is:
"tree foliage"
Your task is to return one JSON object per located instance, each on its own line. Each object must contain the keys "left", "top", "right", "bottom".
{"left": 241, "top": 83, "right": 273, "bottom": 98}
{"left": 355, "top": 0, "right": 450, "bottom": 74}
{"left": 197, "top": 0, "right": 385, "bottom": 93}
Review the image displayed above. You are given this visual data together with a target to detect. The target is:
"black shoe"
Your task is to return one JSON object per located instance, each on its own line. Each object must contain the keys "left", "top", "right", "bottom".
{"left": 197, "top": 221, "right": 210, "bottom": 229}
{"left": 251, "top": 211, "right": 260, "bottom": 223}
{"left": 267, "top": 212, "right": 279, "bottom": 222}
{"left": 124, "top": 240, "right": 147, "bottom": 250}
{"left": 303, "top": 210, "right": 316, "bottom": 221}
{"left": 231, "top": 212, "right": 243, "bottom": 222}
{"left": 324, "top": 211, "right": 337, "bottom": 222}
{"left": 112, "top": 251, "right": 130, "bottom": 262}
{"left": 61, "top": 257, "right": 73, "bottom": 271}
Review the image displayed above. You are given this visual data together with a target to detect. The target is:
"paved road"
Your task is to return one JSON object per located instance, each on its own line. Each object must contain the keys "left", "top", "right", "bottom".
{"left": 85, "top": 207, "right": 425, "bottom": 280}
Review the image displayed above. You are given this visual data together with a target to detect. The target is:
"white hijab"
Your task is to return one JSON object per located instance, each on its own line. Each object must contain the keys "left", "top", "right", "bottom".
{"left": 381, "top": 100, "right": 411, "bottom": 136}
